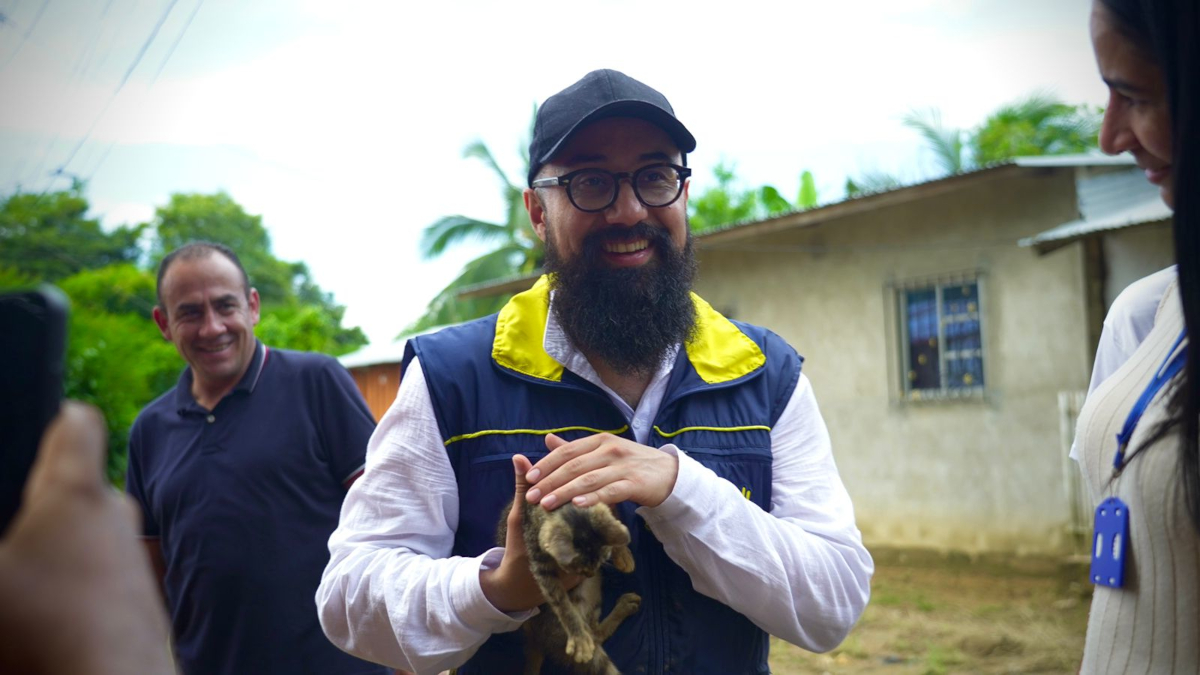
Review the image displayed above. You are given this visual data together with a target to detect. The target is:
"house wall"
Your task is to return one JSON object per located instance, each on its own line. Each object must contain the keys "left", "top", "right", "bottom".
{"left": 1102, "top": 220, "right": 1175, "bottom": 306}
{"left": 349, "top": 362, "right": 402, "bottom": 421}
{"left": 693, "top": 169, "right": 1093, "bottom": 555}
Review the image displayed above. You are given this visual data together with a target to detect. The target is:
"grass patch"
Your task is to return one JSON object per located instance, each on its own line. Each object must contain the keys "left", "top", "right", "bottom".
{"left": 832, "top": 635, "right": 869, "bottom": 660}
{"left": 923, "top": 644, "right": 967, "bottom": 674}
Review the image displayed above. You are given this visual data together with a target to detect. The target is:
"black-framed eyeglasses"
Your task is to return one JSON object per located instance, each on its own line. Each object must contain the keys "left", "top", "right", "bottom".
{"left": 531, "top": 163, "right": 692, "bottom": 213}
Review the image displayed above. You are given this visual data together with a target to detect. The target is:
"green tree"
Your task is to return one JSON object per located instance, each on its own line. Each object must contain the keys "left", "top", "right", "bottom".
{"left": 688, "top": 160, "right": 762, "bottom": 233}
{"left": 690, "top": 163, "right": 820, "bottom": 232}
{"left": 150, "top": 192, "right": 297, "bottom": 305}
{"left": 902, "top": 108, "right": 967, "bottom": 176}
{"left": 845, "top": 170, "right": 903, "bottom": 197}
{"left": 0, "top": 183, "right": 144, "bottom": 281}
{"left": 760, "top": 170, "right": 820, "bottom": 214}
{"left": 55, "top": 264, "right": 181, "bottom": 483}
{"left": 971, "top": 93, "right": 1102, "bottom": 166}
{"left": 407, "top": 109, "right": 543, "bottom": 335}
{"left": 846, "top": 92, "right": 1103, "bottom": 194}
{"left": 149, "top": 191, "right": 366, "bottom": 355}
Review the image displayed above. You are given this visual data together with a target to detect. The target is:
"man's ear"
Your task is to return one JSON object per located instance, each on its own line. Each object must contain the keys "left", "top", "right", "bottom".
{"left": 524, "top": 188, "right": 548, "bottom": 243}
{"left": 248, "top": 288, "right": 261, "bottom": 326}
{"left": 152, "top": 306, "right": 171, "bottom": 341}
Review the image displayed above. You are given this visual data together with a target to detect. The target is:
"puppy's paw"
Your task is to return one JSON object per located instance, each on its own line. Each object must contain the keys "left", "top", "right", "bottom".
{"left": 615, "top": 592, "right": 641, "bottom": 617}
{"left": 565, "top": 632, "right": 595, "bottom": 663}
{"left": 611, "top": 546, "right": 635, "bottom": 573}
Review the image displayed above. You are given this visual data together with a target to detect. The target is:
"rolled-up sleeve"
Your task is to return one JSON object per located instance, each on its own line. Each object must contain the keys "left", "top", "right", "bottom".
{"left": 638, "top": 373, "right": 873, "bottom": 652}
{"left": 316, "top": 359, "right": 531, "bottom": 674}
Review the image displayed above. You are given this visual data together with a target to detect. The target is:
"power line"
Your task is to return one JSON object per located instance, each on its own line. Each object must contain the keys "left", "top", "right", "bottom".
{"left": 150, "top": 0, "right": 202, "bottom": 84}
{"left": 22, "top": 0, "right": 113, "bottom": 189}
{"left": 47, "top": 0, "right": 180, "bottom": 192}
{"left": 0, "top": 0, "right": 50, "bottom": 72}
{"left": 82, "top": 0, "right": 203, "bottom": 188}
{"left": 114, "top": 0, "right": 177, "bottom": 92}
{"left": 79, "top": 140, "right": 116, "bottom": 187}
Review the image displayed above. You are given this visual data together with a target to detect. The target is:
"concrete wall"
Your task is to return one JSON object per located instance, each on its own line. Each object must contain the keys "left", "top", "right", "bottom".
{"left": 1102, "top": 220, "right": 1175, "bottom": 306}
{"left": 693, "top": 169, "right": 1094, "bottom": 555}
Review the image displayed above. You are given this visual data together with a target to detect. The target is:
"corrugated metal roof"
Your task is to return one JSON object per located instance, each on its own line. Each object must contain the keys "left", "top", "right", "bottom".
{"left": 338, "top": 339, "right": 409, "bottom": 369}
{"left": 694, "top": 153, "right": 1133, "bottom": 238}
{"left": 1018, "top": 168, "right": 1171, "bottom": 248}
{"left": 1009, "top": 154, "right": 1135, "bottom": 168}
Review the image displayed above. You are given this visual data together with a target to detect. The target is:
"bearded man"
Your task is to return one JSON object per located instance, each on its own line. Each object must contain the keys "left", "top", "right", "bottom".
{"left": 317, "top": 69, "right": 873, "bottom": 675}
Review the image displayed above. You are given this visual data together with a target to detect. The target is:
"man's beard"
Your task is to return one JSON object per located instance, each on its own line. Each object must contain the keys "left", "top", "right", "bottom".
{"left": 544, "top": 221, "right": 698, "bottom": 377}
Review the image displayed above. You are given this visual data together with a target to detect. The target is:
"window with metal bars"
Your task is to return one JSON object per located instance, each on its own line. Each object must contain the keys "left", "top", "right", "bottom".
{"left": 899, "top": 278, "right": 985, "bottom": 399}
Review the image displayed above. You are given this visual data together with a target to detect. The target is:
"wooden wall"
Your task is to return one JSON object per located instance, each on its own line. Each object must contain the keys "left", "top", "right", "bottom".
{"left": 348, "top": 362, "right": 401, "bottom": 422}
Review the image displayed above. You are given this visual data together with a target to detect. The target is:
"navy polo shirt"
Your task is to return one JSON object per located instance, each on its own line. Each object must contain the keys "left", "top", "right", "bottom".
{"left": 127, "top": 342, "right": 386, "bottom": 675}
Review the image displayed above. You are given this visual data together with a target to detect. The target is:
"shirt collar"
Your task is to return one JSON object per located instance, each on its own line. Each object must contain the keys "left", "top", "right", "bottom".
{"left": 174, "top": 340, "right": 269, "bottom": 414}
{"left": 543, "top": 292, "right": 679, "bottom": 398}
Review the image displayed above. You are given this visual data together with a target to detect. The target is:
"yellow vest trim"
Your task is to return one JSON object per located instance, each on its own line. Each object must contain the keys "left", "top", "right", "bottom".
{"left": 444, "top": 425, "right": 631, "bottom": 447}
{"left": 653, "top": 424, "right": 772, "bottom": 439}
{"left": 492, "top": 276, "right": 563, "bottom": 382}
{"left": 684, "top": 293, "right": 767, "bottom": 384}
{"left": 492, "top": 275, "right": 767, "bottom": 385}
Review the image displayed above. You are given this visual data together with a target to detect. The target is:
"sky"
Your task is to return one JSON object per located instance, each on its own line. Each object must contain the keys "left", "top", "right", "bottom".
{"left": 0, "top": 0, "right": 1110, "bottom": 346}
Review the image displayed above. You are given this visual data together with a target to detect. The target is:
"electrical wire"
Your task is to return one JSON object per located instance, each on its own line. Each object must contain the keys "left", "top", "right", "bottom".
{"left": 44, "top": 0, "right": 180, "bottom": 193}
{"left": 0, "top": 0, "right": 49, "bottom": 72}
{"left": 150, "top": 0, "right": 201, "bottom": 84}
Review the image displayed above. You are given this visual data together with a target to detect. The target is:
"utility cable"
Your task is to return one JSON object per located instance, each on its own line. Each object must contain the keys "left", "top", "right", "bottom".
{"left": 0, "top": 0, "right": 49, "bottom": 72}
{"left": 45, "top": 0, "right": 179, "bottom": 193}
{"left": 150, "top": 0, "right": 201, "bottom": 84}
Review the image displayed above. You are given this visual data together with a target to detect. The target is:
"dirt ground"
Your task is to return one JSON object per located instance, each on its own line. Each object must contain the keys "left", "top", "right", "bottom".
{"left": 769, "top": 548, "right": 1092, "bottom": 674}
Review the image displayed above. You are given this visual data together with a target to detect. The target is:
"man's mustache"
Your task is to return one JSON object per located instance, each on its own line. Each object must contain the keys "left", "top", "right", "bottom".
{"left": 581, "top": 223, "right": 673, "bottom": 255}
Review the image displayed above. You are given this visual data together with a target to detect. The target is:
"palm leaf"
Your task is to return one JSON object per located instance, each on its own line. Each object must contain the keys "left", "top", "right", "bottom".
{"left": 902, "top": 108, "right": 966, "bottom": 176}
{"left": 419, "top": 216, "right": 509, "bottom": 259}
{"left": 464, "top": 140, "right": 519, "bottom": 194}
{"left": 798, "top": 170, "right": 819, "bottom": 209}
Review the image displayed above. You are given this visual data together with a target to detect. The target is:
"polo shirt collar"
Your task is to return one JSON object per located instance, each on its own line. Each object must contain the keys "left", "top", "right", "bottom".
{"left": 173, "top": 340, "right": 269, "bottom": 414}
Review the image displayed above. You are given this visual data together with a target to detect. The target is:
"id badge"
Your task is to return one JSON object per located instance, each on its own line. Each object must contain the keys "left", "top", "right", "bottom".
{"left": 1090, "top": 496, "right": 1130, "bottom": 588}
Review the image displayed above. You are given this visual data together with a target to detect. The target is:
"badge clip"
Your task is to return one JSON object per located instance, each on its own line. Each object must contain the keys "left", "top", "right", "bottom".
{"left": 1090, "top": 496, "right": 1129, "bottom": 588}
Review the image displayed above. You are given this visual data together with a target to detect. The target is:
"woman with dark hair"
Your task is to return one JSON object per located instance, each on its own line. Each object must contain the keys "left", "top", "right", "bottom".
{"left": 1075, "top": 0, "right": 1200, "bottom": 670}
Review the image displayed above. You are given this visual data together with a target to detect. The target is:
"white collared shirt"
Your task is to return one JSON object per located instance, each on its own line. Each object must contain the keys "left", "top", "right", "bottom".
{"left": 1071, "top": 266, "right": 1177, "bottom": 462}
{"left": 541, "top": 307, "right": 678, "bottom": 444}
{"left": 317, "top": 308, "right": 873, "bottom": 674}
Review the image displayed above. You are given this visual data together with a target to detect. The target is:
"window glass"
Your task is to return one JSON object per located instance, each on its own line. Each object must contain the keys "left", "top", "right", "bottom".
{"left": 905, "top": 289, "right": 940, "bottom": 390}
{"left": 902, "top": 279, "right": 984, "bottom": 396}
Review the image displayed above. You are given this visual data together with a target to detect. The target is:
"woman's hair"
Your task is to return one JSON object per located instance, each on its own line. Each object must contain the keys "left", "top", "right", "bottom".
{"left": 1100, "top": 0, "right": 1200, "bottom": 531}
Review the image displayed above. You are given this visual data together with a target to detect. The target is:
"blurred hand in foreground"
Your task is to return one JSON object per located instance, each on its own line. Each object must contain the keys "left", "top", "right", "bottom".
{"left": 0, "top": 403, "right": 174, "bottom": 675}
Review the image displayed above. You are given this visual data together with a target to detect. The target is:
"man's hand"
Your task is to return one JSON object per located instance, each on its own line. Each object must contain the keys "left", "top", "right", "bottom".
{"left": 478, "top": 454, "right": 546, "bottom": 613}
{"left": 524, "top": 433, "right": 679, "bottom": 510}
{"left": 0, "top": 403, "right": 173, "bottom": 675}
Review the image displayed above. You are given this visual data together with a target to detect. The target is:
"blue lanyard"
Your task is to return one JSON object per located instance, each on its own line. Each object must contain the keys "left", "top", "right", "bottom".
{"left": 1113, "top": 328, "right": 1189, "bottom": 472}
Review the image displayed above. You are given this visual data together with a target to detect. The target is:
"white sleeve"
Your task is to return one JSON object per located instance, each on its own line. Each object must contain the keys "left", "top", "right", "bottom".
{"left": 636, "top": 373, "right": 873, "bottom": 653}
{"left": 1072, "top": 266, "right": 1176, "bottom": 461}
{"left": 316, "top": 359, "right": 531, "bottom": 674}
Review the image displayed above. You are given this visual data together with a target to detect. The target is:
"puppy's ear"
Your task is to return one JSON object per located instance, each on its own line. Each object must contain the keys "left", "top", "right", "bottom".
{"left": 592, "top": 510, "right": 631, "bottom": 547}
{"left": 539, "top": 517, "right": 579, "bottom": 568}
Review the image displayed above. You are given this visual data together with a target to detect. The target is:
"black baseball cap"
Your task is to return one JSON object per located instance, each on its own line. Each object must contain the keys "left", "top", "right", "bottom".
{"left": 527, "top": 69, "right": 696, "bottom": 186}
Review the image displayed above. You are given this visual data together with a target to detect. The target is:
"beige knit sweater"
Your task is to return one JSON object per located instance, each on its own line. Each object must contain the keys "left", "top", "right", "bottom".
{"left": 1077, "top": 280, "right": 1199, "bottom": 674}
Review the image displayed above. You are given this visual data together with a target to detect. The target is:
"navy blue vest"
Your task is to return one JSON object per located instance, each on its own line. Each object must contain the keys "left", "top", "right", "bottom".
{"left": 405, "top": 277, "right": 802, "bottom": 675}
